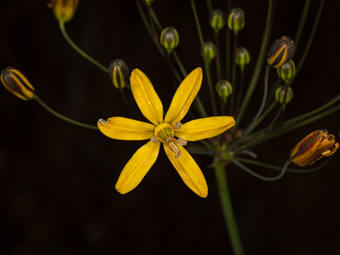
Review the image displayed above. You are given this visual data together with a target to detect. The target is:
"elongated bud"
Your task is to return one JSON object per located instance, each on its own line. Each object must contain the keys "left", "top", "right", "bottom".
{"left": 290, "top": 130, "right": 339, "bottom": 167}
{"left": 235, "top": 47, "right": 250, "bottom": 71}
{"left": 210, "top": 9, "right": 226, "bottom": 33}
{"left": 108, "top": 59, "right": 129, "bottom": 90}
{"left": 141, "top": 0, "right": 154, "bottom": 5}
{"left": 201, "top": 41, "right": 217, "bottom": 64}
{"left": 216, "top": 79, "right": 232, "bottom": 103}
{"left": 48, "top": 0, "right": 79, "bottom": 23}
{"left": 160, "top": 27, "right": 179, "bottom": 54}
{"left": 267, "top": 36, "right": 295, "bottom": 68}
{"left": 277, "top": 59, "right": 295, "bottom": 84}
{"left": 275, "top": 86, "right": 293, "bottom": 105}
{"left": 227, "top": 8, "right": 245, "bottom": 34}
{"left": 1, "top": 67, "right": 35, "bottom": 101}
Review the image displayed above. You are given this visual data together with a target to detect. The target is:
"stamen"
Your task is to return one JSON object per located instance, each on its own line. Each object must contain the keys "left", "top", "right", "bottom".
{"left": 98, "top": 119, "right": 107, "bottom": 125}
{"left": 166, "top": 136, "right": 173, "bottom": 142}
{"left": 150, "top": 136, "right": 159, "bottom": 143}
{"left": 169, "top": 141, "right": 182, "bottom": 158}
{"left": 176, "top": 138, "right": 187, "bottom": 146}
{"left": 174, "top": 122, "right": 182, "bottom": 129}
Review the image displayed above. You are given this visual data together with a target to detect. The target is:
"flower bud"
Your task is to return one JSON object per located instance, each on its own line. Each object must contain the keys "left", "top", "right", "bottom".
{"left": 210, "top": 9, "right": 226, "bottom": 33}
{"left": 216, "top": 79, "right": 233, "bottom": 103}
{"left": 160, "top": 27, "right": 179, "bottom": 54}
{"left": 1, "top": 67, "right": 35, "bottom": 101}
{"left": 108, "top": 59, "right": 129, "bottom": 90}
{"left": 201, "top": 41, "right": 217, "bottom": 64}
{"left": 48, "top": 0, "right": 79, "bottom": 23}
{"left": 275, "top": 86, "right": 293, "bottom": 105}
{"left": 290, "top": 130, "right": 339, "bottom": 167}
{"left": 227, "top": 8, "right": 245, "bottom": 34}
{"left": 277, "top": 59, "right": 295, "bottom": 84}
{"left": 267, "top": 36, "right": 295, "bottom": 68}
{"left": 141, "top": 0, "right": 154, "bottom": 5}
{"left": 235, "top": 47, "right": 250, "bottom": 71}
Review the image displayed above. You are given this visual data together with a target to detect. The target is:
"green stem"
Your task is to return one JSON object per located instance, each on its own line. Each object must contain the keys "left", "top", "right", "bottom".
{"left": 229, "top": 157, "right": 290, "bottom": 181}
{"left": 294, "top": 0, "right": 311, "bottom": 49}
{"left": 34, "top": 95, "right": 98, "bottom": 130}
{"left": 138, "top": 1, "right": 207, "bottom": 118}
{"left": 214, "top": 160, "right": 244, "bottom": 255}
{"left": 236, "top": 0, "right": 272, "bottom": 124}
{"left": 293, "top": 0, "right": 325, "bottom": 82}
{"left": 59, "top": 22, "right": 108, "bottom": 73}
{"left": 191, "top": 0, "right": 218, "bottom": 115}
{"left": 234, "top": 101, "right": 340, "bottom": 153}
{"left": 234, "top": 157, "right": 334, "bottom": 174}
{"left": 243, "top": 65, "right": 270, "bottom": 136}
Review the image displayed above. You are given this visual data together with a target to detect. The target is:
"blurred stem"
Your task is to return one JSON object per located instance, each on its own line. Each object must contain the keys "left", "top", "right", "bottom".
{"left": 293, "top": 0, "right": 325, "bottom": 82}
{"left": 243, "top": 65, "right": 270, "bottom": 136}
{"left": 229, "top": 33, "right": 238, "bottom": 115}
{"left": 59, "top": 22, "right": 108, "bottom": 73}
{"left": 34, "top": 95, "right": 98, "bottom": 131}
{"left": 191, "top": 0, "right": 218, "bottom": 115}
{"left": 206, "top": 0, "right": 213, "bottom": 13}
{"left": 120, "top": 90, "right": 137, "bottom": 118}
{"left": 236, "top": 0, "right": 272, "bottom": 124}
{"left": 294, "top": 0, "right": 311, "bottom": 49}
{"left": 234, "top": 68, "right": 246, "bottom": 116}
{"left": 214, "top": 32, "right": 222, "bottom": 81}
{"left": 225, "top": 0, "right": 232, "bottom": 80}
{"left": 214, "top": 161, "right": 244, "bottom": 255}
{"left": 147, "top": 3, "right": 207, "bottom": 118}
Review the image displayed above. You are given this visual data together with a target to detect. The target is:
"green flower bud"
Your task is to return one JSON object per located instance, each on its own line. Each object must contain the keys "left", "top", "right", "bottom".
{"left": 141, "top": 0, "right": 154, "bottom": 5}
{"left": 275, "top": 86, "right": 293, "bottom": 105}
{"left": 201, "top": 41, "right": 217, "bottom": 64}
{"left": 210, "top": 9, "right": 226, "bottom": 33}
{"left": 267, "top": 36, "right": 295, "bottom": 68}
{"left": 108, "top": 59, "right": 129, "bottom": 90}
{"left": 48, "top": 0, "right": 79, "bottom": 23}
{"left": 160, "top": 27, "right": 179, "bottom": 54}
{"left": 216, "top": 79, "right": 233, "bottom": 103}
{"left": 1, "top": 67, "right": 35, "bottom": 101}
{"left": 277, "top": 59, "right": 295, "bottom": 84}
{"left": 227, "top": 8, "right": 245, "bottom": 34}
{"left": 235, "top": 47, "right": 250, "bottom": 71}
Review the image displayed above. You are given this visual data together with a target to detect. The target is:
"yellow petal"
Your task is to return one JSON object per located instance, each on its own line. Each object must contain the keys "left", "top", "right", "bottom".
{"left": 97, "top": 117, "right": 154, "bottom": 140}
{"left": 164, "top": 68, "right": 203, "bottom": 125}
{"left": 164, "top": 144, "right": 208, "bottom": 198}
{"left": 130, "top": 69, "right": 163, "bottom": 125}
{"left": 176, "top": 116, "right": 235, "bottom": 141}
{"left": 116, "top": 141, "right": 161, "bottom": 194}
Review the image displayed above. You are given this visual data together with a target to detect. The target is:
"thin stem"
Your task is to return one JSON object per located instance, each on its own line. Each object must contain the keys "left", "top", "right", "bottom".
{"left": 243, "top": 65, "right": 270, "bottom": 136}
{"left": 225, "top": 0, "right": 232, "bottom": 80}
{"left": 214, "top": 161, "right": 244, "bottom": 255}
{"left": 236, "top": 0, "right": 272, "bottom": 124}
{"left": 293, "top": 0, "right": 325, "bottom": 82}
{"left": 191, "top": 0, "right": 218, "bottom": 115}
{"left": 214, "top": 32, "right": 222, "bottom": 81}
{"left": 294, "top": 0, "right": 311, "bottom": 49}
{"left": 59, "top": 22, "right": 108, "bottom": 73}
{"left": 120, "top": 90, "right": 137, "bottom": 118}
{"left": 229, "top": 157, "right": 290, "bottom": 181}
{"left": 34, "top": 95, "right": 98, "bottom": 130}
{"left": 229, "top": 33, "right": 238, "bottom": 115}
{"left": 234, "top": 102, "right": 340, "bottom": 153}
{"left": 234, "top": 156, "right": 334, "bottom": 174}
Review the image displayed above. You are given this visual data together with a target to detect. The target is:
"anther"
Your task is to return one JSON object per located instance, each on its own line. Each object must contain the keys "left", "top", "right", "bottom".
{"left": 174, "top": 122, "right": 182, "bottom": 129}
{"left": 150, "top": 136, "right": 159, "bottom": 143}
{"left": 176, "top": 139, "right": 187, "bottom": 146}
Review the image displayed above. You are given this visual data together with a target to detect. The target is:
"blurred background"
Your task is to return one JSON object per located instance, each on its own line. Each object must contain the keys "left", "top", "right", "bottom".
{"left": 0, "top": 1, "right": 339, "bottom": 254}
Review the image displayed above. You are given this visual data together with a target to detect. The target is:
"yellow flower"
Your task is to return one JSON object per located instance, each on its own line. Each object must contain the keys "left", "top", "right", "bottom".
{"left": 98, "top": 68, "right": 235, "bottom": 197}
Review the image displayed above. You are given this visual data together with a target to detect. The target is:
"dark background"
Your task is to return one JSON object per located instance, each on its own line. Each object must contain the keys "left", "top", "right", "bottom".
{"left": 0, "top": 1, "right": 339, "bottom": 255}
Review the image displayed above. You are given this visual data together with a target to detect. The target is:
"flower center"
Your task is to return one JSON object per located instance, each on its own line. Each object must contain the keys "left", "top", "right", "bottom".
{"left": 151, "top": 122, "right": 187, "bottom": 158}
